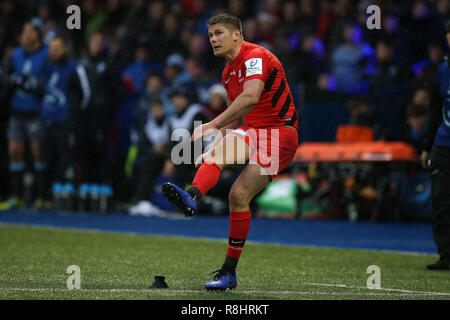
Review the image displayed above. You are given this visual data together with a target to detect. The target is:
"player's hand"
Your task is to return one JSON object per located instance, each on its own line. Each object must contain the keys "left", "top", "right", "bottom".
{"left": 9, "top": 73, "right": 24, "bottom": 87}
{"left": 420, "top": 150, "right": 430, "bottom": 169}
{"left": 191, "top": 122, "right": 218, "bottom": 142}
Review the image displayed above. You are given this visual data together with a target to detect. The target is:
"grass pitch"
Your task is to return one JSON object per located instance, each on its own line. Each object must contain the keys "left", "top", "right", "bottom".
{"left": 0, "top": 223, "right": 449, "bottom": 300}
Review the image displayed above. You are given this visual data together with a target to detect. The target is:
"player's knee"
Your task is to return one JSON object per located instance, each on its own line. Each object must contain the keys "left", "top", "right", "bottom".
{"left": 203, "top": 153, "right": 225, "bottom": 170}
{"left": 228, "top": 187, "right": 250, "bottom": 208}
{"left": 9, "top": 143, "right": 24, "bottom": 162}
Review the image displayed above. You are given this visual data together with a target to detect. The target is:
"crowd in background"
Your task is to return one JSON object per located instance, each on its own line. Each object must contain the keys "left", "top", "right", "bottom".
{"left": 0, "top": 0, "right": 448, "bottom": 218}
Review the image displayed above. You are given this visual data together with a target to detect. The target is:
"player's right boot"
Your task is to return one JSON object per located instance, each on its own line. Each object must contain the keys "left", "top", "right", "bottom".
{"left": 162, "top": 182, "right": 197, "bottom": 217}
{"left": 205, "top": 269, "right": 237, "bottom": 292}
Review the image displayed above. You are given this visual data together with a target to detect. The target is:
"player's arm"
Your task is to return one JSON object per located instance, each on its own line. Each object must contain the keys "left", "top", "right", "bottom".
{"left": 217, "top": 99, "right": 242, "bottom": 132}
{"left": 194, "top": 99, "right": 244, "bottom": 167}
{"left": 191, "top": 79, "right": 264, "bottom": 141}
{"left": 203, "top": 99, "right": 240, "bottom": 152}
{"left": 212, "top": 79, "right": 263, "bottom": 128}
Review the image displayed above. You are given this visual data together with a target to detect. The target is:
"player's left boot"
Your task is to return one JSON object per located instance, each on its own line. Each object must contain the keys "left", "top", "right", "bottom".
{"left": 162, "top": 182, "right": 197, "bottom": 217}
{"left": 205, "top": 269, "right": 237, "bottom": 291}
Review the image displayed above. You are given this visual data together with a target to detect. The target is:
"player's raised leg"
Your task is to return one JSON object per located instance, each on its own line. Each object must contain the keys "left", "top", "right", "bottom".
{"left": 205, "top": 163, "right": 270, "bottom": 291}
{"left": 162, "top": 133, "right": 249, "bottom": 217}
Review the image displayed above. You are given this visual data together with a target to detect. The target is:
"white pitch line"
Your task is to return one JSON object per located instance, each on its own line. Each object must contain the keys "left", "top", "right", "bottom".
{"left": 1, "top": 286, "right": 449, "bottom": 297}
{"left": 304, "top": 282, "right": 450, "bottom": 296}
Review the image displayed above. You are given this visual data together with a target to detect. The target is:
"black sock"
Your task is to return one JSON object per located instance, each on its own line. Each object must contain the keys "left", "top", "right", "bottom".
{"left": 187, "top": 186, "right": 202, "bottom": 202}
{"left": 10, "top": 163, "right": 25, "bottom": 199}
{"left": 221, "top": 256, "right": 238, "bottom": 275}
{"left": 34, "top": 163, "right": 47, "bottom": 199}
{"left": 34, "top": 169, "right": 46, "bottom": 198}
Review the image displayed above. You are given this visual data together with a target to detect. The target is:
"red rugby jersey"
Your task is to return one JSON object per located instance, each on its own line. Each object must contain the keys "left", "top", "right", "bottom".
{"left": 221, "top": 41, "right": 298, "bottom": 129}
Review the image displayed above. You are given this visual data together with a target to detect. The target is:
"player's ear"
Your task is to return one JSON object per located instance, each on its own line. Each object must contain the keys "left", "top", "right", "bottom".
{"left": 233, "top": 30, "right": 240, "bottom": 42}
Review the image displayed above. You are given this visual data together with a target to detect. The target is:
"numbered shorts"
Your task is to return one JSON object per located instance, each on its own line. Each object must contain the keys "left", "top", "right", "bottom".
{"left": 7, "top": 116, "right": 45, "bottom": 141}
{"left": 230, "top": 125, "right": 298, "bottom": 179}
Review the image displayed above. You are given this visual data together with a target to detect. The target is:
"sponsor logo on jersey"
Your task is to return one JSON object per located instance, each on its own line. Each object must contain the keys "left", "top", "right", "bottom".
{"left": 245, "top": 58, "right": 262, "bottom": 77}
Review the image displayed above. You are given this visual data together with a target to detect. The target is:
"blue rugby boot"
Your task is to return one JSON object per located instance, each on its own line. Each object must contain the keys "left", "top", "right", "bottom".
{"left": 205, "top": 269, "right": 237, "bottom": 292}
{"left": 162, "top": 182, "right": 197, "bottom": 217}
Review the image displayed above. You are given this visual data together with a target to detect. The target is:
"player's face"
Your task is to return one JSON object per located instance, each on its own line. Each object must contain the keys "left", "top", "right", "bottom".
{"left": 208, "top": 23, "right": 238, "bottom": 57}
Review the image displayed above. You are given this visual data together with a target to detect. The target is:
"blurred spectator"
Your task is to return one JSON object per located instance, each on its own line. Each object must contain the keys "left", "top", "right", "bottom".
{"left": 140, "top": 0, "right": 168, "bottom": 62}
{"left": 415, "top": 41, "right": 446, "bottom": 90}
{"left": 166, "top": 86, "right": 209, "bottom": 188}
{"left": 255, "top": 12, "right": 278, "bottom": 49}
{"left": 403, "top": 103, "right": 429, "bottom": 155}
{"left": 204, "top": 83, "right": 227, "bottom": 121}
{"left": 0, "top": 19, "right": 50, "bottom": 210}
{"left": 42, "top": 19, "right": 58, "bottom": 45}
{"left": 315, "top": 0, "right": 336, "bottom": 40}
{"left": 164, "top": 52, "right": 188, "bottom": 87}
{"left": 113, "top": 41, "right": 162, "bottom": 200}
{"left": 82, "top": 0, "right": 108, "bottom": 43}
{"left": 298, "top": 0, "right": 317, "bottom": 33}
{"left": 185, "top": 32, "right": 219, "bottom": 80}
{"left": 411, "top": 87, "right": 432, "bottom": 109}
{"left": 162, "top": 12, "right": 183, "bottom": 57}
{"left": 185, "top": 56, "right": 218, "bottom": 104}
{"left": 74, "top": 31, "right": 119, "bottom": 188}
{"left": 331, "top": 23, "right": 375, "bottom": 94}
{"left": 128, "top": 98, "right": 170, "bottom": 215}
{"left": 283, "top": 0, "right": 301, "bottom": 28}
{"left": 103, "top": 0, "right": 128, "bottom": 32}
{"left": 116, "top": 42, "right": 162, "bottom": 150}
{"left": 290, "top": 34, "right": 327, "bottom": 89}
{"left": 41, "top": 36, "right": 87, "bottom": 201}
{"left": 160, "top": 52, "right": 192, "bottom": 114}
{"left": 407, "top": 0, "right": 442, "bottom": 62}
{"left": 389, "top": 13, "right": 412, "bottom": 59}
{"left": 227, "top": 0, "right": 251, "bottom": 20}
{"left": 189, "top": 0, "right": 218, "bottom": 35}
{"left": 273, "top": 1, "right": 301, "bottom": 60}
{"left": 187, "top": 33, "right": 210, "bottom": 62}
{"left": 355, "top": 1, "right": 374, "bottom": 40}
{"left": 316, "top": 73, "right": 337, "bottom": 91}
{"left": 346, "top": 97, "right": 374, "bottom": 128}
{"left": 324, "top": 0, "right": 355, "bottom": 52}
{"left": 242, "top": 18, "right": 261, "bottom": 44}
{"left": 436, "top": 0, "right": 450, "bottom": 30}
{"left": 334, "top": 0, "right": 353, "bottom": 18}
{"left": 138, "top": 70, "right": 171, "bottom": 115}
{"left": 261, "top": 0, "right": 283, "bottom": 19}
{"left": 369, "top": 39, "right": 412, "bottom": 139}
{"left": 0, "top": 0, "right": 24, "bottom": 56}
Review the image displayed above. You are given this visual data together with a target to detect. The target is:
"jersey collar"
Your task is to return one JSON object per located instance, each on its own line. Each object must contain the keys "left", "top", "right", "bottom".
{"left": 228, "top": 41, "right": 249, "bottom": 67}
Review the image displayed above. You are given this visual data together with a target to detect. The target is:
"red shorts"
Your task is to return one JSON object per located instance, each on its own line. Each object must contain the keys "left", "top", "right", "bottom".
{"left": 230, "top": 125, "right": 298, "bottom": 179}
